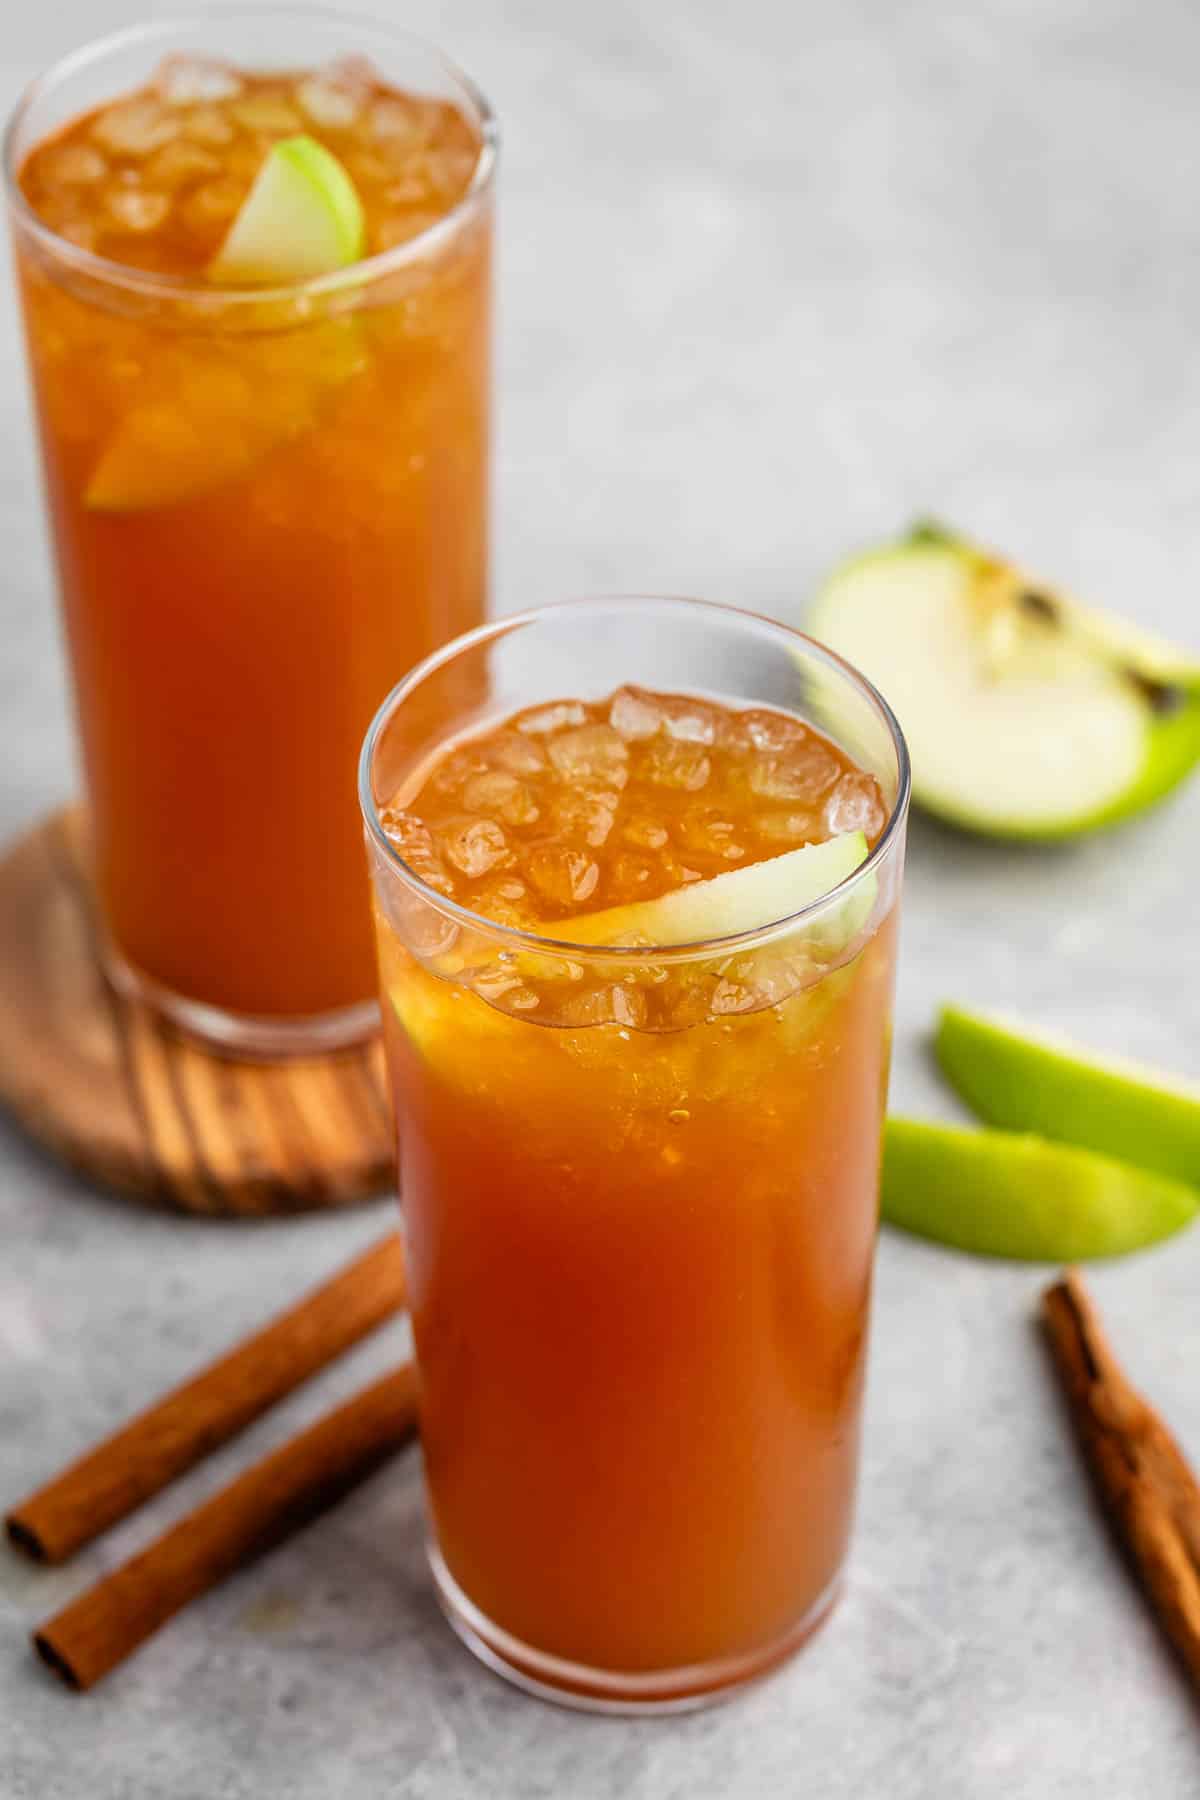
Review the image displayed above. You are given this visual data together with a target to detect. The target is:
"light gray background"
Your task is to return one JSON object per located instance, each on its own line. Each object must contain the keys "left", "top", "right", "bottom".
{"left": 2, "top": 2, "right": 1199, "bottom": 1794}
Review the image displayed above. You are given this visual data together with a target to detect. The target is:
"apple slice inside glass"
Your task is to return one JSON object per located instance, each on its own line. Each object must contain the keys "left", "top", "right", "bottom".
{"left": 86, "top": 136, "right": 366, "bottom": 513}
{"left": 936, "top": 1004, "right": 1200, "bottom": 1188}
{"left": 809, "top": 524, "right": 1200, "bottom": 839}
{"left": 550, "top": 830, "right": 871, "bottom": 947}
{"left": 208, "top": 135, "right": 365, "bottom": 285}
{"left": 883, "top": 1117, "right": 1198, "bottom": 1261}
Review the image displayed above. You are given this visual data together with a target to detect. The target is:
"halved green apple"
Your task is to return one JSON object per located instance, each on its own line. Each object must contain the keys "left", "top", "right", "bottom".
{"left": 550, "top": 831, "right": 870, "bottom": 948}
{"left": 86, "top": 136, "right": 365, "bottom": 513}
{"left": 882, "top": 1117, "right": 1198, "bottom": 1261}
{"left": 936, "top": 1004, "right": 1200, "bottom": 1187}
{"left": 808, "top": 524, "right": 1200, "bottom": 839}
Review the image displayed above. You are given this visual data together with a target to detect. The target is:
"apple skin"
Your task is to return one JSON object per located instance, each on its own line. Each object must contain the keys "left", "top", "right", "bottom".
{"left": 936, "top": 1005, "right": 1200, "bottom": 1189}
{"left": 882, "top": 1117, "right": 1198, "bottom": 1261}
{"left": 810, "top": 525, "right": 1200, "bottom": 843}
{"left": 210, "top": 135, "right": 366, "bottom": 285}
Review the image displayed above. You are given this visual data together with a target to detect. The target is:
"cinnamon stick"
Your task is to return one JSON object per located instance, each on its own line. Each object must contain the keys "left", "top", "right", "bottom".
{"left": 7, "top": 1233, "right": 406, "bottom": 1564}
{"left": 35, "top": 1364, "right": 419, "bottom": 1691}
{"left": 1042, "top": 1269, "right": 1200, "bottom": 1691}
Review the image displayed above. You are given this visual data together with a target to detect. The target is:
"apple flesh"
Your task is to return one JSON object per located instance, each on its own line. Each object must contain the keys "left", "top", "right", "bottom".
{"left": 809, "top": 524, "right": 1200, "bottom": 840}
{"left": 209, "top": 135, "right": 365, "bottom": 285}
{"left": 882, "top": 1117, "right": 1198, "bottom": 1261}
{"left": 551, "top": 831, "right": 871, "bottom": 948}
{"left": 936, "top": 1004, "right": 1200, "bottom": 1188}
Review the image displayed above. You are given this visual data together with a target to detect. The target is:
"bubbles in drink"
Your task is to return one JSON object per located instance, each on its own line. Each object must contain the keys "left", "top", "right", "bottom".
{"left": 471, "top": 966, "right": 540, "bottom": 1013}
{"left": 711, "top": 974, "right": 759, "bottom": 1016}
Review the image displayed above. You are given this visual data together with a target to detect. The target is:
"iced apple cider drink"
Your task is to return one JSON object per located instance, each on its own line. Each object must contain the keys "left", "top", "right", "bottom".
{"left": 361, "top": 600, "right": 910, "bottom": 1709}
{"left": 5, "top": 15, "right": 494, "bottom": 1050}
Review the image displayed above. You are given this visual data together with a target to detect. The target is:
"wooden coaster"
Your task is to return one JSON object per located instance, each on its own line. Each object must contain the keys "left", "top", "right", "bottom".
{"left": 0, "top": 807, "right": 396, "bottom": 1216}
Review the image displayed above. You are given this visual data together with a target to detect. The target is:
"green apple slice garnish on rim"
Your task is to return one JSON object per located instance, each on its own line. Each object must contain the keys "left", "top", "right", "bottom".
{"left": 936, "top": 1004, "right": 1200, "bottom": 1188}
{"left": 86, "top": 136, "right": 365, "bottom": 513}
{"left": 208, "top": 135, "right": 365, "bottom": 285}
{"left": 882, "top": 1117, "right": 1198, "bottom": 1261}
{"left": 549, "top": 832, "right": 872, "bottom": 948}
{"left": 808, "top": 523, "right": 1200, "bottom": 839}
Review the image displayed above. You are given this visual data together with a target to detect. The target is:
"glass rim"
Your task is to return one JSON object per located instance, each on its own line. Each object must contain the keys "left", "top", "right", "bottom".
{"left": 1, "top": 5, "right": 498, "bottom": 310}
{"left": 358, "top": 596, "right": 912, "bottom": 961}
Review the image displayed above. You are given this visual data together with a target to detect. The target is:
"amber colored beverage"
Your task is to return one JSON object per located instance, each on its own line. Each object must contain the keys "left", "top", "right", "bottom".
{"left": 5, "top": 17, "right": 494, "bottom": 1047}
{"left": 362, "top": 601, "right": 909, "bottom": 1710}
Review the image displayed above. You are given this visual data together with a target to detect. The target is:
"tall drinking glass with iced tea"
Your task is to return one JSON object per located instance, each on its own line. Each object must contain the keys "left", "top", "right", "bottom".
{"left": 4, "top": 14, "right": 494, "bottom": 1051}
{"left": 361, "top": 599, "right": 909, "bottom": 1709}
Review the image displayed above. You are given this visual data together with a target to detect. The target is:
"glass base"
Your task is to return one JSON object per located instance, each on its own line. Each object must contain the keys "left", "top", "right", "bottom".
{"left": 103, "top": 941, "right": 379, "bottom": 1060}
{"left": 429, "top": 1542, "right": 843, "bottom": 1715}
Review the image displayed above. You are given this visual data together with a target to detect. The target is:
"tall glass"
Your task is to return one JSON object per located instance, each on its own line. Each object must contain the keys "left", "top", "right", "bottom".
{"left": 4, "top": 13, "right": 495, "bottom": 1054}
{"left": 361, "top": 599, "right": 910, "bottom": 1711}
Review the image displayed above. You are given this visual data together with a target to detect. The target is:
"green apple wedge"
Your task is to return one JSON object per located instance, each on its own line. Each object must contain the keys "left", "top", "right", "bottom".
{"left": 413, "top": 831, "right": 872, "bottom": 989}
{"left": 208, "top": 135, "right": 365, "bottom": 285}
{"left": 499, "top": 831, "right": 874, "bottom": 992}
{"left": 882, "top": 1118, "right": 1198, "bottom": 1261}
{"left": 808, "top": 523, "right": 1200, "bottom": 840}
{"left": 935, "top": 1004, "right": 1200, "bottom": 1187}
{"left": 87, "top": 136, "right": 366, "bottom": 513}
{"left": 549, "top": 831, "right": 871, "bottom": 948}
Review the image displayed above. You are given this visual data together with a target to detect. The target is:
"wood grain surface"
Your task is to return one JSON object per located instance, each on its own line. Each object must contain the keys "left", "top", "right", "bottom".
{"left": 0, "top": 808, "right": 395, "bottom": 1215}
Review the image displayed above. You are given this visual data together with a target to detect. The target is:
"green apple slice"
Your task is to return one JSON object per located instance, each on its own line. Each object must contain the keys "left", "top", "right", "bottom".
{"left": 209, "top": 135, "right": 365, "bottom": 285}
{"left": 936, "top": 1004, "right": 1200, "bottom": 1187}
{"left": 808, "top": 524, "right": 1200, "bottom": 840}
{"left": 550, "top": 831, "right": 870, "bottom": 948}
{"left": 86, "top": 137, "right": 365, "bottom": 512}
{"left": 882, "top": 1117, "right": 1198, "bottom": 1261}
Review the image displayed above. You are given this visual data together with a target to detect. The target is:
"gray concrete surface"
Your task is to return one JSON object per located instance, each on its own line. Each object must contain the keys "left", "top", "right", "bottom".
{"left": 3, "top": 1, "right": 1200, "bottom": 1794}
